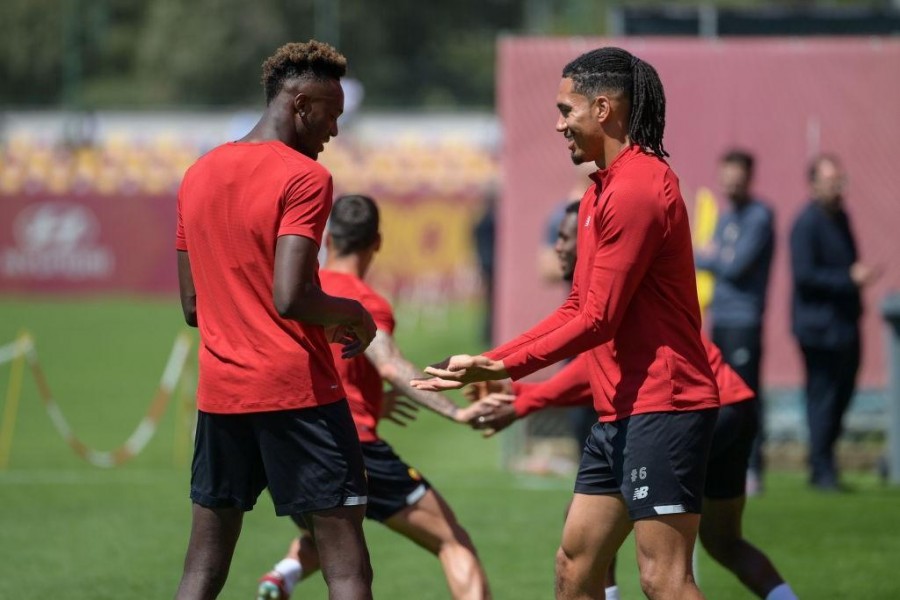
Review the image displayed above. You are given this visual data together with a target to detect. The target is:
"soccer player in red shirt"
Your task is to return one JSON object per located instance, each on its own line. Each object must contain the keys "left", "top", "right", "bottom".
{"left": 175, "top": 42, "right": 376, "bottom": 600}
{"left": 257, "top": 195, "right": 491, "bottom": 600}
{"left": 413, "top": 48, "right": 719, "bottom": 599}
{"left": 469, "top": 337, "right": 795, "bottom": 600}
{"left": 467, "top": 191, "right": 797, "bottom": 600}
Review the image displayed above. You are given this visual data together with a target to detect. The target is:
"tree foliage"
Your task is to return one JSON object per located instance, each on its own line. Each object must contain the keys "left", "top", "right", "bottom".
{"left": 0, "top": 0, "right": 889, "bottom": 109}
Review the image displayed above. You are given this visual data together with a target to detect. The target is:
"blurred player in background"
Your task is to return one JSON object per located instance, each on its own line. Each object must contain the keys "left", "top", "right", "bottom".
{"left": 175, "top": 42, "right": 376, "bottom": 600}
{"left": 257, "top": 195, "right": 491, "bottom": 600}
{"left": 413, "top": 47, "right": 720, "bottom": 600}
{"left": 551, "top": 200, "right": 597, "bottom": 448}
{"left": 695, "top": 149, "right": 774, "bottom": 495}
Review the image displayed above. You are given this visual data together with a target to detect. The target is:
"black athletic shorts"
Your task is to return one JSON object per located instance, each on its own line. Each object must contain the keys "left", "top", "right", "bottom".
{"left": 190, "top": 399, "right": 367, "bottom": 516}
{"left": 291, "top": 440, "right": 430, "bottom": 528}
{"left": 705, "top": 399, "right": 759, "bottom": 499}
{"left": 573, "top": 408, "right": 718, "bottom": 521}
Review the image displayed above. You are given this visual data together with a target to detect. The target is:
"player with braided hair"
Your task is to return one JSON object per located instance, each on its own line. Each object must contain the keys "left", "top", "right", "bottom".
{"left": 414, "top": 47, "right": 719, "bottom": 599}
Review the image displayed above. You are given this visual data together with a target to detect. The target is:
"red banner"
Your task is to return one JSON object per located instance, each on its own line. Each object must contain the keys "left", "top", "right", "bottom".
{"left": 0, "top": 194, "right": 177, "bottom": 294}
{"left": 0, "top": 190, "right": 483, "bottom": 299}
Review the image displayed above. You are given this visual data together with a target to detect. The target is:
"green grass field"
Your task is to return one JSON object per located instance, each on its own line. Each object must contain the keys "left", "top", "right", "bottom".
{"left": 1, "top": 296, "right": 899, "bottom": 599}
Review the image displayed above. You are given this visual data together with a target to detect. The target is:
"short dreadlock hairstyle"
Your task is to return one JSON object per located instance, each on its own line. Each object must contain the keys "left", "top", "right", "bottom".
{"left": 261, "top": 40, "right": 347, "bottom": 104}
{"left": 562, "top": 47, "right": 668, "bottom": 158}
{"left": 328, "top": 194, "right": 380, "bottom": 256}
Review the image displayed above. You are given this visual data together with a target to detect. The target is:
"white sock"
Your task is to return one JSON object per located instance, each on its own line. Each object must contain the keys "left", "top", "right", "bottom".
{"left": 766, "top": 583, "right": 798, "bottom": 600}
{"left": 273, "top": 558, "right": 303, "bottom": 594}
{"left": 605, "top": 585, "right": 620, "bottom": 600}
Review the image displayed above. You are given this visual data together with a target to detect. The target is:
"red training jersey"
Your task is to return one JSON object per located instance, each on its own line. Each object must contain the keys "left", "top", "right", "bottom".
{"left": 176, "top": 140, "right": 344, "bottom": 414}
{"left": 511, "top": 333, "right": 752, "bottom": 418}
{"left": 486, "top": 145, "right": 719, "bottom": 421}
{"left": 320, "top": 270, "right": 396, "bottom": 443}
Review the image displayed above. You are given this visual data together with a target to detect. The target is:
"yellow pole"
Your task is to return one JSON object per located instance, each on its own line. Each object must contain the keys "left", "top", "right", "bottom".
{"left": 693, "top": 187, "right": 719, "bottom": 315}
{"left": 0, "top": 333, "right": 30, "bottom": 470}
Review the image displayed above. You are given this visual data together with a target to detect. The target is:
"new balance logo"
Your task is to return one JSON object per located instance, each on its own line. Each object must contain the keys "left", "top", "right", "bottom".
{"left": 633, "top": 486, "right": 649, "bottom": 500}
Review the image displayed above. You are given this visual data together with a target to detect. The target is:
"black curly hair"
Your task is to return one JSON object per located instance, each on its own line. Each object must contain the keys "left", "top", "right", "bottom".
{"left": 261, "top": 40, "right": 347, "bottom": 104}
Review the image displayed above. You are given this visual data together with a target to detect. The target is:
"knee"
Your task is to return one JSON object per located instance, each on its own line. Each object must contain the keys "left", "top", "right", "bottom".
{"left": 637, "top": 561, "right": 662, "bottom": 599}
{"left": 638, "top": 557, "right": 692, "bottom": 599}
{"left": 554, "top": 546, "right": 577, "bottom": 590}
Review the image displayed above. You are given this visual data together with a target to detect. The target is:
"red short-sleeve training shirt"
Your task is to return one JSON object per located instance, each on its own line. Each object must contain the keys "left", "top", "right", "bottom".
{"left": 176, "top": 140, "right": 344, "bottom": 413}
{"left": 319, "top": 270, "right": 395, "bottom": 443}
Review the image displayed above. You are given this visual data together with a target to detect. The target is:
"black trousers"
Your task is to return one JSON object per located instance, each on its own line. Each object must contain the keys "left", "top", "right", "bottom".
{"left": 800, "top": 341, "right": 860, "bottom": 486}
{"left": 712, "top": 324, "right": 764, "bottom": 474}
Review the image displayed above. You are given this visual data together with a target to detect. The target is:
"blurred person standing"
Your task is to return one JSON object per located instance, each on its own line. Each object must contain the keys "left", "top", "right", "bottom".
{"left": 695, "top": 150, "right": 774, "bottom": 494}
{"left": 553, "top": 201, "right": 597, "bottom": 448}
{"left": 175, "top": 41, "right": 375, "bottom": 599}
{"left": 473, "top": 191, "right": 496, "bottom": 345}
{"left": 790, "top": 154, "right": 880, "bottom": 491}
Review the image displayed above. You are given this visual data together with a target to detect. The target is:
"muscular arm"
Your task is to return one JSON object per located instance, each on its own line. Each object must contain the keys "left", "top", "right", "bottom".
{"left": 273, "top": 236, "right": 375, "bottom": 356}
{"left": 177, "top": 250, "right": 197, "bottom": 327}
{"left": 365, "top": 330, "right": 462, "bottom": 421}
{"left": 485, "top": 285, "right": 581, "bottom": 360}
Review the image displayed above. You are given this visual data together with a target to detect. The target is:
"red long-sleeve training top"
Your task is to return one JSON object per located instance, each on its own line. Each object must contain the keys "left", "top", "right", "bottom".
{"left": 511, "top": 334, "right": 752, "bottom": 418}
{"left": 486, "top": 145, "right": 719, "bottom": 422}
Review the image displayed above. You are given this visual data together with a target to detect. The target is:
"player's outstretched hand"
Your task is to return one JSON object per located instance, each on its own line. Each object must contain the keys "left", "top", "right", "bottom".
{"left": 470, "top": 393, "right": 517, "bottom": 437}
{"left": 411, "top": 355, "right": 508, "bottom": 391}
{"left": 454, "top": 399, "right": 501, "bottom": 425}
{"left": 380, "top": 388, "right": 419, "bottom": 427}
{"left": 462, "top": 379, "right": 512, "bottom": 403}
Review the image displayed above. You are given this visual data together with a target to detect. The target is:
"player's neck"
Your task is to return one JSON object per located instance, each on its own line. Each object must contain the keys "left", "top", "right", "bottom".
{"left": 239, "top": 104, "right": 297, "bottom": 148}
{"left": 595, "top": 136, "right": 631, "bottom": 170}
{"left": 325, "top": 255, "right": 368, "bottom": 279}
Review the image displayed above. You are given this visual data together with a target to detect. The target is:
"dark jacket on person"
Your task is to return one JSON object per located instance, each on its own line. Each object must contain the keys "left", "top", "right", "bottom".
{"left": 789, "top": 201, "right": 861, "bottom": 349}
{"left": 695, "top": 199, "right": 774, "bottom": 328}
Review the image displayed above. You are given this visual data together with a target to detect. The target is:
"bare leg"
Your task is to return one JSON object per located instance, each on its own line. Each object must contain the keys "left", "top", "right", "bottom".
{"left": 289, "top": 534, "right": 321, "bottom": 579}
{"left": 271, "top": 532, "right": 322, "bottom": 579}
{"left": 633, "top": 514, "right": 704, "bottom": 600}
{"left": 175, "top": 504, "right": 243, "bottom": 600}
{"left": 555, "top": 494, "right": 632, "bottom": 600}
{"left": 699, "top": 496, "right": 787, "bottom": 598}
{"left": 604, "top": 556, "right": 617, "bottom": 589}
{"left": 305, "top": 505, "right": 373, "bottom": 600}
{"left": 385, "top": 489, "right": 491, "bottom": 600}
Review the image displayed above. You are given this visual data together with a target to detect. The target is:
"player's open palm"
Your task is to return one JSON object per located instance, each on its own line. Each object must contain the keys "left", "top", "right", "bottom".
{"left": 412, "top": 354, "right": 507, "bottom": 391}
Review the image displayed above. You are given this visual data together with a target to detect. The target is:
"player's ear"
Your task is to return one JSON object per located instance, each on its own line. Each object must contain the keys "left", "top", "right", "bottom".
{"left": 293, "top": 93, "right": 311, "bottom": 118}
{"left": 593, "top": 95, "right": 611, "bottom": 124}
{"left": 373, "top": 232, "right": 382, "bottom": 253}
{"left": 324, "top": 231, "right": 334, "bottom": 251}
